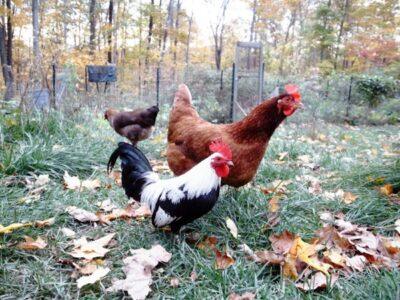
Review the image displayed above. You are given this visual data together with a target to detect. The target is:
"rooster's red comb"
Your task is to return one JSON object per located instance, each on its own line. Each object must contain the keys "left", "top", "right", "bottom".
{"left": 209, "top": 138, "right": 232, "bottom": 160}
{"left": 285, "top": 84, "right": 301, "bottom": 102}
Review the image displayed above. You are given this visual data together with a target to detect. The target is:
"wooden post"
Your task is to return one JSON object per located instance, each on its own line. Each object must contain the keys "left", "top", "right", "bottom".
{"left": 156, "top": 67, "right": 160, "bottom": 107}
{"left": 230, "top": 63, "right": 236, "bottom": 122}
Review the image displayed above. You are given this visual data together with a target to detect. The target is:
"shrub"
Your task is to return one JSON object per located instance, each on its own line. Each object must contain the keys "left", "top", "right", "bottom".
{"left": 355, "top": 75, "right": 396, "bottom": 107}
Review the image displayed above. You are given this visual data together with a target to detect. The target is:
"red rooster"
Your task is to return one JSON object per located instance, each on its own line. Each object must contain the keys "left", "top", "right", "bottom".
{"left": 107, "top": 140, "right": 233, "bottom": 232}
{"left": 167, "top": 84, "right": 302, "bottom": 187}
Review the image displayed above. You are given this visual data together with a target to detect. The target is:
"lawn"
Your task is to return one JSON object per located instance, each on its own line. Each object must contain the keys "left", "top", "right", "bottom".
{"left": 1, "top": 108, "right": 399, "bottom": 299}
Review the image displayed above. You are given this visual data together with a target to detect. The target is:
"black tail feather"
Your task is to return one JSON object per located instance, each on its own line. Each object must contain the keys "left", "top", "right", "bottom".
{"left": 107, "top": 142, "right": 153, "bottom": 200}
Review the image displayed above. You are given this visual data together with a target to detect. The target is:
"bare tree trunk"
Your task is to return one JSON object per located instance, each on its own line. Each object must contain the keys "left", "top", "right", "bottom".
{"left": 278, "top": 8, "right": 297, "bottom": 75}
{"left": 249, "top": 0, "right": 257, "bottom": 42}
{"left": 334, "top": 0, "right": 350, "bottom": 69}
{"left": 159, "top": 0, "right": 174, "bottom": 66}
{"left": 211, "top": 0, "right": 229, "bottom": 71}
{"left": 32, "top": 0, "right": 41, "bottom": 89}
{"left": 107, "top": 0, "right": 113, "bottom": 63}
{"left": 145, "top": 0, "right": 154, "bottom": 67}
{"left": 184, "top": 12, "right": 193, "bottom": 81}
{"left": 3, "top": 0, "right": 14, "bottom": 100}
{"left": 172, "top": 0, "right": 181, "bottom": 71}
{"left": 89, "top": 0, "right": 96, "bottom": 55}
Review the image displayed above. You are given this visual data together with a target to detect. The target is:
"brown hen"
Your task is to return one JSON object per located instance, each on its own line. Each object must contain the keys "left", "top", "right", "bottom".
{"left": 167, "top": 84, "right": 301, "bottom": 187}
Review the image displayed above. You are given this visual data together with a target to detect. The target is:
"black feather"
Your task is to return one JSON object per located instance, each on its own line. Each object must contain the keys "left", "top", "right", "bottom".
{"left": 107, "top": 142, "right": 154, "bottom": 200}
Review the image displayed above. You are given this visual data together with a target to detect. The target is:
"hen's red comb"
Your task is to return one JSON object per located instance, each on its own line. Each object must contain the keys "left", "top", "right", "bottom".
{"left": 285, "top": 84, "right": 301, "bottom": 102}
{"left": 209, "top": 138, "right": 232, "bottom": 160}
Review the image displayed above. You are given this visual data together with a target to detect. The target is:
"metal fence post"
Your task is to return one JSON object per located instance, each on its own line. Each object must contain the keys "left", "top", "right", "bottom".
{"left": 52, "top": 64, "right": 56, "bottom": 108}
{"left": 230, "top": 63, "right": 236, "bottom": 122}
{"left": 345, "top": 76, "right": 353, "bottom": 118}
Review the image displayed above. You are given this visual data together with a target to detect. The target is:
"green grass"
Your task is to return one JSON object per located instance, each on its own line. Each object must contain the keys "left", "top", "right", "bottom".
{"left": 1, "top": 108, "right": 399, "bottom": 299}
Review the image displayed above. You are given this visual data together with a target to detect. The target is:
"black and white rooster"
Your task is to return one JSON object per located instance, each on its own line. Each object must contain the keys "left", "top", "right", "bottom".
{"left": 107, "top": 139, "right": 233, "bottom": 232}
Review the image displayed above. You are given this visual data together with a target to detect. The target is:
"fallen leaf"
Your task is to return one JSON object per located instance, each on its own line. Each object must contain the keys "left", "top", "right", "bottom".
{"left": 290, "top": 237, "right": 331, "bottom": 276}
{"left": 170, "top": 277, "right": 180, "bottom": 287}
{"left": 126, "top": 203, "right": 152, "bottom": 218}
{"left": 295, "top": 272, "right": 338, "bottom": 291}
{"left": 108, "top": 170, "right": 122, "bottom": 186}
{"left": 228, "top": 292, "right": 256, "bottom": 300}
{"left": 396, "top": 219, "right": 400, "bottom": 235}
{"left": 27, "top": 174, "right": 50, "bottom": 188}
{"left": 215, "top": 249, "right": 235, "bottom": 270}
{"left": 77, "top": 267, "right": 110, "bottom": 288}
{"left": 323, "top": 248, "right": 346, "bottom": 267}
{"left": 269, "top": 195, "right": 281, "bottom": 212}
{"left": 319, "top": 212, "right": 334, "bottom": 223}
{"left": 0, "top": 222, "right": 32, "bottom": 234}
{"left": 269, "top": 231, "right": 295, "bottom": 255}
{"left": 226, "top": 217, "right": 238, "bottom": 238}
{"left": 197, "top": 236, "right": 218, "bottom": 252}
{"left": 69, "top": 233, "right": 115, "bottom": 259}
{"left": 97, "top": 199, "right": 117, "bottom": 212}
{"left": 81, "top": 179, "right": 101, "bottom": 191}
{"left": 254, "top": 250, "right": 284, "bottom": 265}
{"left": 346, "top": 255, "right": 367, "bottom": 272}
{"left": 342, "top": 192, "right": 358, "bottom": 204}
{"left": 61, "top": 227, "right": 76, "bottom": 238}
{"left": 380, "top": 184, "right": 394, "bottom": 196}
{"left": 108, "top": 245, "right": 171, "bottom": 300}
{"left": 63, "top": 171, "right": 81, "bottom": 190}
{"left": 17, "top": 236, "right": 47, "bottom": 250}
{"left": 34, "top": 217, "right": 55, "bottom": 228}
{"left": 190, "top": 271, "right": 197, "bottom": 282}
{"left": 66, "top": 206, "right": 99, "bottom": 222}
{"left": 79, "top": 263, "right": 99, "bottom": 275}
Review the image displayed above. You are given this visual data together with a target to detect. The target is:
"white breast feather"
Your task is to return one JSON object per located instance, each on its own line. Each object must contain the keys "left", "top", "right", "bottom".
{"left": 140, "top": 154, "right": 221, "bottom": 211}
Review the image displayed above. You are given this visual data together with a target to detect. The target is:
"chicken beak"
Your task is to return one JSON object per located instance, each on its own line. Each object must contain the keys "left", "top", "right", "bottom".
{"left": 227, "top": 160, "right": 234, "bottom": 167}
{"left": 295, "top": 102, "right": 304, "bottom": 109}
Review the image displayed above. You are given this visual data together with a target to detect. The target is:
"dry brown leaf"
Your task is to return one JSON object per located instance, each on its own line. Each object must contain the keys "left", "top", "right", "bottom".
{"left": 346, "top": 255, "right": 367, "bottom": 272}
{"left": 63, "top": 171, "right": 81, "bottom": 190}
{"left": 81, "top": 179, "right": 101, "bottom": 191}
{"left": 268, "top": 196, "right": 280, "bottom": 213}
{"left": 395, "top": 219, "right": 400, "bottom": 235}
{"left": 197, "top": 236, "right": 218, "bottom": 252}
{"left": 382, "top": 237, "right": 400, "bottom": 255}
{"left": 215, "top": 249, "right": 235, "bottom": 270}
{"left": 228, "top": 292, "right": 256, "bottom": 300}
{"left": 108, "top": 245, "right": 171, "bottom": 300}
{"left": 66, "top": 206, "right": 99, "bottom": 222}
{"left": 323, "top": 248, "right": 346, "bottom": 267}
{"left": 17, "top": 236, "right": 47, "bottom": 250}
{"left": 61, "top": 227, "right": 76, "bottom": 238}
{"left": 269, "top": 231, "right": 295, "bottom": 255}
{"left": 380, "top": 184, "right": 394, "bottom": 196}
{"left": 226, "top": 217, "right": 238, "bottom": 238}
{"left": 34, "top": 217, "right": 55, "bottom": 228}
{"left": 254, "top": 250, "right": 284, "bottom": 265}
{"left": 79, "top": 263, "right": 99, "bottom": 275}
{"left": 170, "top": 277, "right": 180, "bottom": 287}
{"left": 77, "top": 267, "right": 110, "bottom": 288}
{"left": 125, "top": 203, "right": 152, "bottom": 218}
{"left": 289, "top": 237, "right": 331, "bottom": 276}
{"left": 342, "top": 192, "right": 358, "bottom": 204}
{"left": 69, "top": 233, "right": 115, "bottom": 259}
{"left": 190, "top": 271, "right": 197, "bottom": 282}
{"left": 26, "top": 174, "right": 50, "bottom": 188}
{"left": 108, "top": 170, "right": 122, "bottom": 187}
{"left": 295, "top": 272, "right": 338, "bottom": 291}
{"left": 319, "top": 212, "right": 334, "bottom": 223}
{"left": 97, "top": 199, "right": 117, "bottom": 212}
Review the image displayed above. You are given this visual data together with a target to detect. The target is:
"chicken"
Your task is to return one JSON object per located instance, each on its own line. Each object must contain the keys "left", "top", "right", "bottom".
{"left": 107, "top": 139, "right": 233, "bottom": 232}
{"left": 167, "top": 84, "right": 302, "bottom": 187}
{"left": 105, "top": 105, "right": 159, "bottom": 145}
